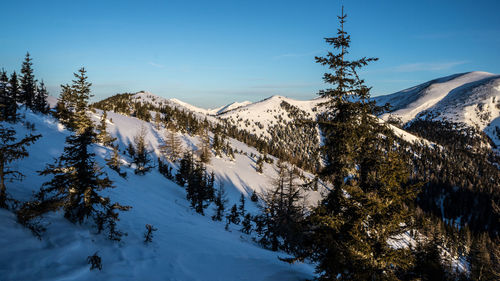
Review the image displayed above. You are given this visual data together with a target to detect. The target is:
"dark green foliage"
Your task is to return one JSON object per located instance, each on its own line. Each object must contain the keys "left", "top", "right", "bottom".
{"left": 158, "top": 157, "right": 173, "bottom": 180}
{"left": 176, "top": 151, "right": 194, "bottom": 187}
{"left": 212, "top": 184, "right": 228, "bottom": 221}
{"left": 226, "top": 204, "right": 240, "bottom": 226}
{"left": 294, "top": 7, "right": 420, "bottom": 280}
{"left": 0, "top": 71, "right": 17, "bottom": 121}
{"left": 34, "top": 80, "right": 49, "bottom": 113}
{"left": 132, "top": 127, "right": 152, "bottom": 175}
{"left": 238, "top": 194, "right": 245, "bottom": 216}
{"left": 20, "top": 52, "right": 36, "bottom": 109}
{"left": 18, "top": 127, "right": 130, "bottom": 241}
{"left": 185, "top": 163, "right": 214, "bottom": 215}
{"left": 241, "top": 213, "right": 252, "bottom": 234}
{"left": 0, "top": 125, "right": 40, "bottom": 208}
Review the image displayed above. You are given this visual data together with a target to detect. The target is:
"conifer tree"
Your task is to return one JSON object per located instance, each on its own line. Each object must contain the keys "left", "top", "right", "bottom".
{"left": 256, "top": 156, "right": 264, "bottom": 173}
{"left": 18, "top": 127, "right": 130, "bottom": 240}
{"left": 297, "top": 7, "right": 421, "bottom": 280}
{"left": 34, "top": 80, "right": 49, "bottom": 113}
{"left": 212, "top": 184, "right": 228, "bottom": 221}
{"left": 0, "top": 125, "right": 40, "bottom": 208}
{"left": 226, "top": 204, "right": 240, "bottom": 226}
{"left": 176, "top": 150, "right": 194, "bottom": 186}
{"left": 106, "top": 144, "right": 126, "bottom": 178}
{"left": 96, "top": 111, "right": 116, "bottom": 146}
{"left": 70, "top": 68, "right": 93, "bottom": 133}
{"left": 20, "top": 52, "right": 36, "bottom": 109}
{"left": 241, "top": 213, "right": 252, "bottom": 234}
{"left": 7, "top": 72, "right": 20, "bottom": 120}
{"left": 250, "top": 190, "right": 259, "bottom": 202}
{"left": 132, "top": 126, "right": 152, "bottom": 175}
{"left": 238, "top": 194, "right": 246, "bottom": 217}
{"left": 0, "top": 71, "right": 17, "bottom": 121}
{"left": 186, "top": 162, "right": 214, "bottom": 215}
{"left": 55, "top": 84, "right": 74, "bottom": 128}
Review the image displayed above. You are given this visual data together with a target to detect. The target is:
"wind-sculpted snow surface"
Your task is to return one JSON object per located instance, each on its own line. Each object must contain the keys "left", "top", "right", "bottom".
{"left": 0, "top": 108, "right": 319, "bottom": 281}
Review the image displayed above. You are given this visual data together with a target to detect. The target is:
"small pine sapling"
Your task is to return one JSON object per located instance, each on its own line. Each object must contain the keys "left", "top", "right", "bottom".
{"left": 87, "top": 252, "right": 102, "bottom": 271}
{"left": 144, "top": 224, "right": 158, "bottom": 243}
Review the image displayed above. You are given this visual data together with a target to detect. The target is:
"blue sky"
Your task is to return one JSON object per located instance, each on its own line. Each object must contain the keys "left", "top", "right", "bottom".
{"left": 1, "top": 0, "right": 499, "bottom": 108}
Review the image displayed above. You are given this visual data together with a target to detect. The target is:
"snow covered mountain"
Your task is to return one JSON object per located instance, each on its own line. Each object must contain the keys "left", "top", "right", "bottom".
{"left": 375, "top": 71, "right": 500, "bottom": 147}
{"left": 1, "top": 106, "right": 324, "bottom": 281}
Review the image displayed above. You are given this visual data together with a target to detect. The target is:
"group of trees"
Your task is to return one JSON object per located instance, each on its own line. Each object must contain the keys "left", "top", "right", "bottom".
{"left": 0, "top": 53, "right": 49, "bottom": 121}
{"left": 12, "top": 66, "right": 131, "bottom": 241}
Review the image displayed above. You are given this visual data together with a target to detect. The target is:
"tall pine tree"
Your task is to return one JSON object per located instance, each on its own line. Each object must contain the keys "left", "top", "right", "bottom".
{"left": 20, "top": 52, "right": 37, "bottom": 109}
{"left": 295, "top": 7, "right": 420, "bottom": 280}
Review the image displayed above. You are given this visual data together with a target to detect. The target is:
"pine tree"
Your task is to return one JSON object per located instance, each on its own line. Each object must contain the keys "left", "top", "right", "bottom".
{"left": 256, "top": 156, "right": 264, "bottom": 173}
{"left": 6, "top": 72, "right": 20, "bottom": 121}
{"left": 176, "top": 150, "right": 194, "bottom": 186}
{"left": 238, "top": 194, "right": 246, "bottom": 217}
{"left": 0, "top": 125, "right": 40, "bottom": 208}
{"left": 71, "top": 68, "right": 93, "bottom": 133}
{"left": 241, "top": 213, "right": 252, "bottom": 234}
{"left": 154, "top": 111, "right": 161, "bottom": 130}
{"left": 96, "top": 111, "right": 116, "bottom": 146}
{"left": 55, "top": 84, "right": 74, "bottom": 128}
{"left": 0, "top": 71, "right": 17, "bottom": 121}
{"left": 226, "top": 204, "right": 240, "bottom": 226}
{"left": 20, "top": 52, "right": 37, "bottom": 109}
{"left": 159, "top": 129, "right": 183, "bottom": 162}
{"left": 105, "top": 144, "right": 126, "bottom": 178}
{"left": 132, "top": 126, "right": 152, "bottom": 175}
{"left": 34, "top": 80, "right": 49, "bottom": 113}
{"left": 212, "top": 184, "right": 228, "bottom": 221}
{"left": 18, "top": 127, "right": 130, "bottom": 240}
{"left": 250, "top": 190, "right": 259, "bottom": 202}
{"left": 298, "top": 7, "right": 421, "bottom": 280}
{"left": 186, "top": 162, "right": 214, "bottom": 215}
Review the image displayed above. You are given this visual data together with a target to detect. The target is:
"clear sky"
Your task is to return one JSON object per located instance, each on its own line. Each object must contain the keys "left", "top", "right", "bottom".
{"left": 1, "top": 0, "right": 499, "bottom": 108}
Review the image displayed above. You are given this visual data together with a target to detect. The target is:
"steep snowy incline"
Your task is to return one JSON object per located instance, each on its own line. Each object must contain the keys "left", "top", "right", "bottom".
{"left": 0, "top": 108, "right": 320, "bottom": 281}
{"left": 209, "top": 101, "right": 252, "bottom": 115}
{"left": 376, "top": 71, "right": 497, "bottom": 124}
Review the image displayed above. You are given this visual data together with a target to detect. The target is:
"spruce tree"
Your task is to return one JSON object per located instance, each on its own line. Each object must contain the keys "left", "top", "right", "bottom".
{"left": 241, "top": 213, "right": 252, "bottom": 234}
{"left": 132, "top": 126, "right": 152, "bottom": 175}
{"left": 238, "top": 194, "right": 246, "bottom": 217}
{"left": 34, "top": 80, "right": 49, "bottom": 113}
{"left": 0, "top": 125, "right": 40, "bottom": 208}
{"left": 212, "top": 184, "right": 228, "bottom": 221}
{"left": 7, "top": 72, "right": 20, "bottom": 121}
{"left": 298, "top": 7, "right": 421, "bottom": 280}
{"left": 226, "top": 204, "right": 240, "bottom": 226}
{"left": 70, "top": 68, "right": 93, "bottom": 133}
{"left": 199, "top": 128, "right": 211, "bottom": 164}
{"left": 96, "top": 111, "right": 116, "bottom": 146}
{"left": 106, "top": 144, "right": 126, "bottom": 178}
{"left": 20, "top": 52, "right": 37, "bottom": 109}
{"left": 18, "top": 127, "right": 130, "bottom": 240}
{"left": 0, "top": 71, "right": 17, "bottom": 121}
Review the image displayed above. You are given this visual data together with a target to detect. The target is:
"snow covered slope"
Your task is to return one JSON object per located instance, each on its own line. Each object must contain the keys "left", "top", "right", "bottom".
{"left": 209, "top": 101, "right": 252, "bottom": 115}
{"left": 0, "top": 108, "right": 322, "bottom": 281}
{"left": 375, "top": 71, "right": 500, "bottom": 147}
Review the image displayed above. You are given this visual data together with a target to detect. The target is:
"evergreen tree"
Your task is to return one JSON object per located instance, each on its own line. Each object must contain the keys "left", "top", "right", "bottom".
{"left": 186, "top": 162, "right": 214, "bottom": 215}
{"left": 34, "top": 80, "right": 49, "bottom": 113}
{"left": 256, "top": 156, "right": 264, "bottom": 173}
{"left": 132, "top": 126, "right": 152, "bottom": 175}
{"left": 226, "top": 204, "right": 240, "bottom": 226}
{"left": 70, "top": 68, "right": 93, "bottom": 133}
{"left": 0, "top": 125, "right": 40, "bottom": 208}
{"left": 241, "top": 213, "right": 252, "bottom": 234}
{"left": 18, "top": 127, "right": 130, "bottom": 240}
{"left": 96, "top": 111, "right": 116, "bottom": 146}
{"left": 55, "top": 84, "right": 74, "bottom": 128}
{"left": 212, "top": 184, "right": 228, "bottom": 221}
{"left": 154, "top": 111, "right": 161, "bottom": 130}
{"left": 6, "top": 72, "right": 20, "bottom": 121}
{"left": 238, "top": 194, "right": 246, "bottom": 217}
{"left": 105, "top": 144, "right": 126, "bottom": 178}
{"left": 159, "top": 129, "right": 183, "bottom": 162}
{"left": 176, "top": 150, "right": 194, "bottom": 186}
{"left": 20, "top": 52, "right": 37, "bottom": 109}
{"left": 0, "top": 71, "right": 17, "bottom": 121}
{"left": 297, "top": 7, "right": 421, "bottom": 280}
{"left": 250, "top": 190, "right": 259, "bottom": 202}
